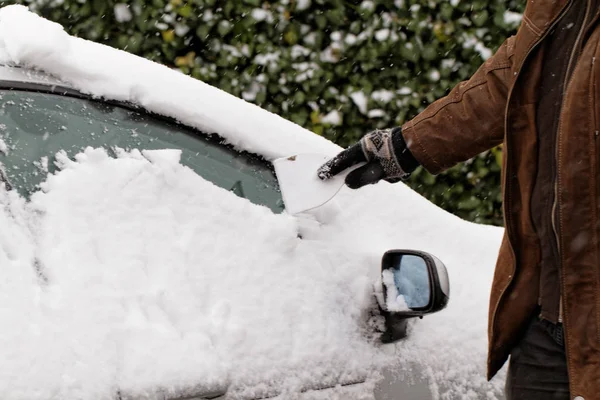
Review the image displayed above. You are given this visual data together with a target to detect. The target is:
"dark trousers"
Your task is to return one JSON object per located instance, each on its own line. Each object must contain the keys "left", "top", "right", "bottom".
{"left": 505, "top": 314, "right": 570, "bottom": 400}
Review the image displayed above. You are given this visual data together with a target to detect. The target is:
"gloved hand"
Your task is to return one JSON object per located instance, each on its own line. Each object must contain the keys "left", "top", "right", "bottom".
{"left": 317, "top": 127, "right": 419, "bottom": 189}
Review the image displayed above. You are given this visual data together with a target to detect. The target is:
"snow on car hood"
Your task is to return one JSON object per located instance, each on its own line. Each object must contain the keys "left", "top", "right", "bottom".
{"left": 0, "top": 5, "right": 507, "bottom": 400}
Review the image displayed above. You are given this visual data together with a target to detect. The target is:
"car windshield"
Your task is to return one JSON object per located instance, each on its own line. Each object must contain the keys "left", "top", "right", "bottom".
{"left": 0, "top": 90, "right": 284, "bottom": 213}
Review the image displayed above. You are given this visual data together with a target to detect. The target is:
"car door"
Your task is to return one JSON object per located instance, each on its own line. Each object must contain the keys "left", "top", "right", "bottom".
{"left": 0, "top": 86, "right": 389, "bottom": 400}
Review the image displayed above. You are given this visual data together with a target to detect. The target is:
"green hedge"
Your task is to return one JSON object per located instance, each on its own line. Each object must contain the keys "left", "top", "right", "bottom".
{"left": 5, "top": 0, "right": 525, "bottom": 225}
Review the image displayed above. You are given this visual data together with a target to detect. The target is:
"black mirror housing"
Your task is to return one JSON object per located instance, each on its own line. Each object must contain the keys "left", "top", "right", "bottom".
{"left": 378, "top": 250, "right": 450, "bottom": 343}
{"left": 381, "top": 250, "right": 450, "bottom": 317}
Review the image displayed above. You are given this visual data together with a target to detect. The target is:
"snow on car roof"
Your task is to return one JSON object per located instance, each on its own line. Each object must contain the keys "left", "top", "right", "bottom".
{"left": 0, "top": 4, "right": 507, "bottom": 400}
{"left": 0, "top": 5, "right": 340, "bottom": 162}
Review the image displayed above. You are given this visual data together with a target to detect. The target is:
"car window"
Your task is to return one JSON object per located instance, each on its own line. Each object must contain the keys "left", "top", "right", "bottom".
{"left": 0, "top": 90, "right": 284, "bottom": 213}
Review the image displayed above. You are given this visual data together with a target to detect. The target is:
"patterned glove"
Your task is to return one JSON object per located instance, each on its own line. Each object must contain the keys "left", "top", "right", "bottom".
{"left": 317, "top": 127, "right": 419, "bottom": 189}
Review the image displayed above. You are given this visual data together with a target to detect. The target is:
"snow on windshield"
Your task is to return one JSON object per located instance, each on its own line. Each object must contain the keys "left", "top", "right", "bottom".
{"left": 0, "top": 147, "right": 387, "bottom": 399}
{"left": 0, "top": 5, "right": 508, "bottom": 400}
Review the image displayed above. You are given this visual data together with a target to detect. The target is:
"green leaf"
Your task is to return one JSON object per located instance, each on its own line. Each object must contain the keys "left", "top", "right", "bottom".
{"left": 92, "top": 0, "right": 107, "bottom": 14}
{"left": 177, "top": 4, "right": 193, "bottom": 18}
{"left": 217, "top": 20, "right": 232, "bottom": 36}
{"left": 473, "top": 10, "right": 490, "bottom": 27}
{"left": 284, "top": 29, "right": 299, "bottom": 45}
{"left": 196, "top": 25, "right": 211, "bottom": 39}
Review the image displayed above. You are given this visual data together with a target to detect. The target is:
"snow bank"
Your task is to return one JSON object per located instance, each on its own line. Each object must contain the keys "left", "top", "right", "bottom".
{"left": 0, "top": 5, "right": 507, "bottom": 399}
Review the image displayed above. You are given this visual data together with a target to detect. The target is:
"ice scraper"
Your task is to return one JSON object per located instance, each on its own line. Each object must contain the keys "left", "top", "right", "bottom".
{"left": 273, "top": 153, "right": 364, "bottom": 215}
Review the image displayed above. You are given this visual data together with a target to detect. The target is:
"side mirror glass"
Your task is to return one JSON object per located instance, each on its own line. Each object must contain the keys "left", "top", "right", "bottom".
{"left": 380, "top": 250, "right": 449, "bottom": 317}
{"left": 382, "top": 254, "right": 431, "bottom": 311}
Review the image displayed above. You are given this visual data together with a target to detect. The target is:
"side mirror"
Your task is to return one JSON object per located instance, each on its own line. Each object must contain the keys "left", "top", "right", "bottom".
{"left": 378, "top": 250, "right": 450, "bottom": 343}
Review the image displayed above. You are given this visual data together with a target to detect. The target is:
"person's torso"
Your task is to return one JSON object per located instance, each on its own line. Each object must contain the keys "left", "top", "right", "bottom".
{"left": 489, "top": 1, "right": 600, "bottom": 397}
{"left": 532, "top": 0, "right": 599, "bottom": 324}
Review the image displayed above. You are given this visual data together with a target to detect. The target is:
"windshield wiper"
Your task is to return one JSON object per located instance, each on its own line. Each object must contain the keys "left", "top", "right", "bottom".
{"left": 230, "top": 180, "right": 246, "bottom": 199}
{"left": 120, "top": 386, "right": 228, "bottom": 400}
{"left": 170, "top": 388, "right": 227, "bottom": 399}
{"left": 0, "top": 166, "right": 12, "bottom": 191}
{"left": 205, "top": 378, "right": 369, "bottom": 400}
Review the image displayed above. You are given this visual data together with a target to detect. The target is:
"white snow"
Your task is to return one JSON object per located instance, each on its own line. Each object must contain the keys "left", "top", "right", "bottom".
{"left": 293, "top": 62, "right": 318, "bottom": 82}
{"left": 303, "top": 32, "right": 318, "bottom": 46}
{"left": 253, "top": 52, "right": 280, "bottom": 66}
{"left": 371, "top": 90, "right": 394, "bottom": 103}
{"left": 296, "top": 0, "right": 311, "bottom": 11}
{"left": 428, "top": 69, "right": 440, "bottom": 82}
{"left": 241, "top": 81, "right": 262, "bottom": 102}
{"left": 34, "top": 156, "right": 48, "bottom": 173}
{"left": 375, "top": 29, "right": 390, "bottom": 42}
{"left": 201, "top": 9, "right": 213, "bottom": 22}
{"left": 360, "top": 1, "right": 375, "bottom": 11}
{"left": 113, "top": 4, "right": 132, "bottom": 23}
{"left": 222, "top": 44, "right": 242, "bottom": 58}
{"left": 251, "top": 8, "right": 274, "bottom": 23}
{"left": 174, "top": 23, "right": 190, "bottom": 37}
{"left": 441, "top": 58, "right": 456, "bottom": 70}
{"left": 381, "top": 270, "right": 410, "bottom": 312}
{"left": 345, "top": 34, "right": 358, "bottom": 46}
{"left": 330, "top": 31, "right": 342, "bottom": 42}
{"left": 367, "top": 109, "right": 386, "bottom": 118}
{"left": 0, "top": 137, "right": 7, "bottom": 154}
{"left": 320, "top": 45, "right": 341, "bottom": 63}
{"left": 155, "top": 21, "right": 168, "bottom": 31}
{"left": 321, "top": 110, "right": 342, "bottom": 126}
{"left": 290, "top": 44, "right": 311, "bottom": 59}
{"left": 164, "top": 13, "right": 176, "bottom": 25}
{"left": 503, "top": 11, "right": 523, "bottom": 26}
{"left": 463, "top": 34, "right": 493, "bottom": 60}
{"left": 350, "top": 91, "right": 368, "bottom": 114}
{"left": 0, "top": 5, "right": 507, "bottom": 400}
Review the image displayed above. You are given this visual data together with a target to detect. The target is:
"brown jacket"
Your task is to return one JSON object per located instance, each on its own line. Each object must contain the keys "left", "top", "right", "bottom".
{"left": 401, "top": 1, "right": 600, "bottom": 398}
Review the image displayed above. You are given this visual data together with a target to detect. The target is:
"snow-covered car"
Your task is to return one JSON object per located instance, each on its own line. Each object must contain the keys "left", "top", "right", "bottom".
{"left": 0, "top": 5, "right": 507, "bottom": 400}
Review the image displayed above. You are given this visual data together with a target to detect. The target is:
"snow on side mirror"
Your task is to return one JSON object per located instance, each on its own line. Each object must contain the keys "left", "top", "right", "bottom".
{"left": 378, "top": 250, "right": 450, "bottom": 344}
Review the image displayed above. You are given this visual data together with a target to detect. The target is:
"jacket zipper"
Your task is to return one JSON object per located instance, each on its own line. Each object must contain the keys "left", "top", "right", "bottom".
{"left": 490, "top": 0, "right": 574, "bottom": 347}
{"left": 552, "top": 2, "right": 593, "bottom": 396}
{"left": 552, "top": 0, "right": 591, "bottom": 324}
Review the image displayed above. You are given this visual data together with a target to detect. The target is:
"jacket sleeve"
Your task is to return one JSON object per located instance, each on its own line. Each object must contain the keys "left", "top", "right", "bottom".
{"left": 401, "top": 35, "right": 516, "bottom": 175}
